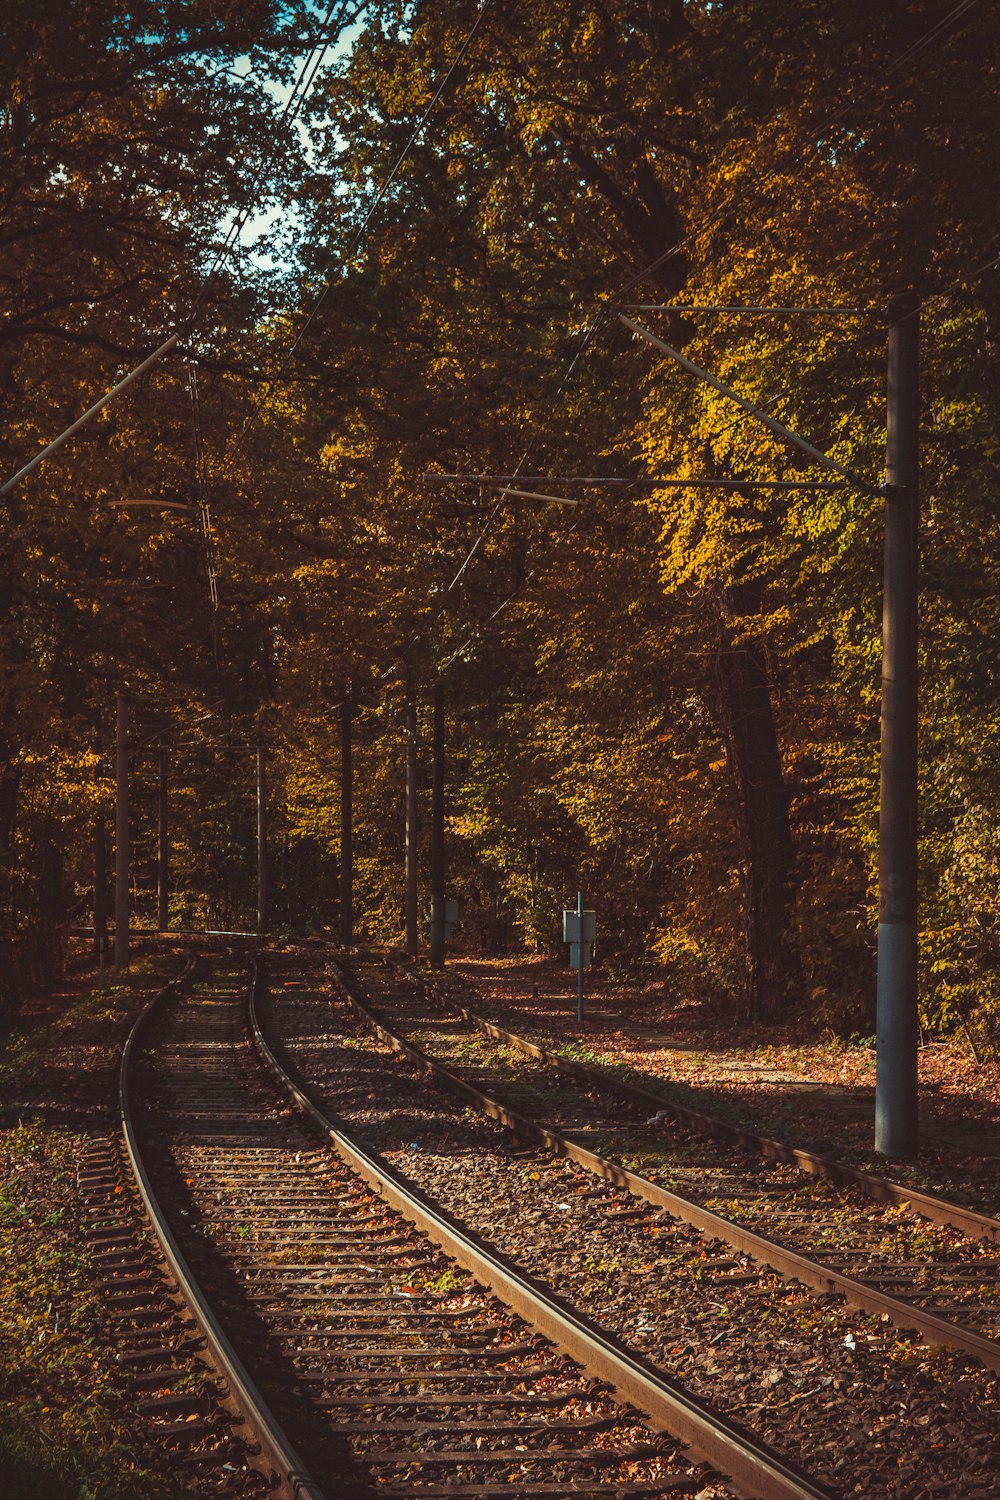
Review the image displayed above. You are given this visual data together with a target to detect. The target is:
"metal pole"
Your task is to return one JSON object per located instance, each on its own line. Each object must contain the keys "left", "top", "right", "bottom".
{"left": 404, "top": 693, "right": 419, "bottom": 959}
{"left": 157, "top": 737, "right": 169, "bottom": 932}
{"left": 114, "top": 694, "right": 130, "bottom": 972}
{"left": 256, "top": 744, "right": 268, "bottom": 934}
{"left": 875, "top": 293, "right": 921, "bottom": 1159}
{"left": 429, "top": 681, "right": 445, "bottom": 969}
{"left": 339, "top": 699, "right": 353, "bottom": 945}
{"left": 577, "top": 889, "right": 585, "bottom": 1024}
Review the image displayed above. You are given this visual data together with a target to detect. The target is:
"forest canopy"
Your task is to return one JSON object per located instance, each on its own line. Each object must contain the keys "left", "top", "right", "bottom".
{"left": 1, "top": 0, "right": 998, "bottom": 1036}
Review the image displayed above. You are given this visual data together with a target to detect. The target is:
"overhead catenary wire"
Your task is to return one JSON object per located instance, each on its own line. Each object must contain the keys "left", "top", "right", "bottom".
{"left": 899, "top": 245, "right": 1000, "bottom": 325}
{"left": 427, "top": 474, "right": 851, "bottom": 491}
{"left": 238, "top": 0, "right": 498, "bottom": 438}
{"left": 432, "top": 2, "right": 991, "bottom": 628}
{"left": 0, "top": 4, "right": 353, "bottom": 499}
{"left": 441, "top": 313, "right": 885, "bottom": 673}
{"left": 184, "top": 0, "right": 360, "bottom": 327}
{"left": 442, "top": 295, "right": 619, "bottom": 594}
{"left": 804, "top": 0, "right": 984, "bottom": 149}
{"left": 437, "top": 297, "right": 877, "bottom": 657}
{"left": 321, "top": 0, "right": 999, "bottom": 701}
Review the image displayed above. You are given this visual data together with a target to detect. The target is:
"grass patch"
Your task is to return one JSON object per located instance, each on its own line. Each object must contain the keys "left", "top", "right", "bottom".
{"left": 0, "top": 956, "right": 184, "bottom": 1497}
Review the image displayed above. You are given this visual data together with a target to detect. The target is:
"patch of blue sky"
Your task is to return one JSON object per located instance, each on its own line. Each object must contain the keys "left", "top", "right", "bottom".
{"left": 224, "top": 23, "right": 357, "bottom": 273}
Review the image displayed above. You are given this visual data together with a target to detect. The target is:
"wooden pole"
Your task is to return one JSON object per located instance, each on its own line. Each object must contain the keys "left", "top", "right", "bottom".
{"left": 157, "top": 737, "right": 169, "bottom": 931}
{"left": 114, "top": 694, "right": 129, "bottom": 972}
{"left": 257, "top": 743, "right": 268, "bottom": 933}
{"left": 93, "top": 817, "right": 108, "bottom": 964}
{"left": 429, "top": 681, "right": 445, "bottom": 969}
{"left": 339, "top": 699, "right": 353, "bottom": 945}
{"left": 405, "top": 693, "right": 419, "bottom": 959}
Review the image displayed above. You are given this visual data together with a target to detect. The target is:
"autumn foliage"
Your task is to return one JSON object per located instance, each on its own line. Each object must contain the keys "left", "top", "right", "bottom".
{"left": 2, "top": 1, "right": 999, "bottom": 1038}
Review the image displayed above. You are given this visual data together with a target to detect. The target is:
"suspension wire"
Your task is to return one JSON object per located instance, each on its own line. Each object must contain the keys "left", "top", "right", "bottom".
{"left": 443, "top": 299, "right": 612, "bottom": 593}
{"left": 804, "top": 0, "right": 984, "bottom": 149}
{"left": 618, "top": 305, "right": 866, "bottom": 316}
{"left": 890, "top": 245, "right": 1000, "bottom": 327}
{"left": 437, "top": 228, "right": 698, "bottom": 600}
{"left": 227, "top": 0, "right": 497, "bottom": 467}
{"left": 184, "top": 0, "right": 358, "bottom": 328}
{"left": 432, "top": 3, "right": 989, "bottom": 628}
{"left": 0, "top": 4, "right": 353, "bottom": 500}
{"left": 165, "top": 0, "right": 360, "bottom": 674}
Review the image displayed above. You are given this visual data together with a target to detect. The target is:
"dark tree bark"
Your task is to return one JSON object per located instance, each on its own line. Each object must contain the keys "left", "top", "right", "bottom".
{"left": 713, "top": 576, "right": 798, "bottom": 1020}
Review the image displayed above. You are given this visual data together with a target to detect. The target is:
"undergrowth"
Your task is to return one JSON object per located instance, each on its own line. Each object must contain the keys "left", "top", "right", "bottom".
{"left": 0, "top": 958, "right": 180, "bottom": 1497}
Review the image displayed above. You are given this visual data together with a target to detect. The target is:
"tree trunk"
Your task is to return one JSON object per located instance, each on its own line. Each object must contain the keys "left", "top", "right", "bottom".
{"left": 713, "top": 578, "right": 797, "bottom": 1020}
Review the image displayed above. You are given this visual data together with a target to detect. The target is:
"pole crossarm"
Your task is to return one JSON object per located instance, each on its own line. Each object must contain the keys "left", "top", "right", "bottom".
{"left": 616, "top": 304, "right": 865, "bottom": 316}
{"left": 422, "top": 473, "right": 849, "bottom": 492}
{"left": 1, "top": 332, "right": 180, "bottom": 498}
{"left": 619, "top": 315, "right": 875, "bottom": 494}
{"left": 500, "top": 487, "right": 580, "bottom": 507}
{"left": 109, "top": 498, "right": 197, "bottom": 513}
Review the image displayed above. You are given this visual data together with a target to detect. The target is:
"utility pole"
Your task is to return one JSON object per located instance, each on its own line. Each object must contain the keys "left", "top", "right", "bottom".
{"left": 576, "top": 889, "right": 585, "bottom": 1024}
{"left": 94, "top": 817, "right": 108, "bottom": 965}
{"left": 157, "top": 736, "right": 169, "bottom": 932}
{"left": 875, "top": 292, "right": 921, "bottom": 1159}
{"left": 340, "top": 698, "right": 353, "bottom": 945}
{"left": 404, "top": 692, "right": 419, "bottom": 959}
{"left": 256, "top": 743, "right": 268, "bottom": 934}
{"left": 429, "top": 681, "right": 446, "bottom": 968}
{"left": 114, "top": 693, "right": 130, "bottom": 972}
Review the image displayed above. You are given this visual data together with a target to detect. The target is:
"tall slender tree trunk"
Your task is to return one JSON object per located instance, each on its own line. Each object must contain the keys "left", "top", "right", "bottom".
{"left": 713, "top": 578, "right": 797, "bottom": 1020}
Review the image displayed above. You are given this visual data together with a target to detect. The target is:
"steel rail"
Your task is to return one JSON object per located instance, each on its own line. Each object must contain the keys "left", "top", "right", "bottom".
{"left": 335, "top": 964, "right": 1000, "bottom": 1376}
{"left": 427, "top": 978, "right": 1000, "bottom": 1245}
{"left": 250, "top": 963, "right": 834, "bottom": 1500}
{"left": 119, "top": 957, "right": 326, "bottom": 1500}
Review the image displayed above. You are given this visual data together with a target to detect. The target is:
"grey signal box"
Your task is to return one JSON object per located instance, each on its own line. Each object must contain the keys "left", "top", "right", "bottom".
{"left": 563, "top": 910, "right": 596, "bottom": 945}
{"left": 564, "top": 893, "right": 595, "bottom": 1021}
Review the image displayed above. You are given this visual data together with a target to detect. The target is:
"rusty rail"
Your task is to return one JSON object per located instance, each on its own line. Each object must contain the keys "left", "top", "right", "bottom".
{"left": 252, "top": 962, "right": 835, "bottom": 1500}
{"left": 336, "top": 961, "right": 1000, "bottom": 1375}
{"left": 119, "top": 957, "right": 326, "bottom": 1500}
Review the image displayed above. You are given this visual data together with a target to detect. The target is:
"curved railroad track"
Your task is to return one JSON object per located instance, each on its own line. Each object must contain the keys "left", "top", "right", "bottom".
{"left": 79, "top": 958, "right": 279, "bottom": 1497}
{"left": 259, "top": 949, "right": 999, "bottom": 1498}
{"left": 332, "top": 954, "right": 1000, "bottom": 1370}
{"left": 108, "top": 952, "right": 842, "bottom": 1500}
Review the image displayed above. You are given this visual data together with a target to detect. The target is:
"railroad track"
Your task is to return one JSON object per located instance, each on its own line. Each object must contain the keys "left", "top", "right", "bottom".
{"left": 332, "top": 955, "right": 1000, "bottom": 1373}
{"left": 109, "top": 954, "right": 841, "bottom": 1500}
{"left": 262, "top": 951, "right": 1000, "bottom": 1498}
{"left": 79, "top": 960, "right": 275, "bottom": 1496}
